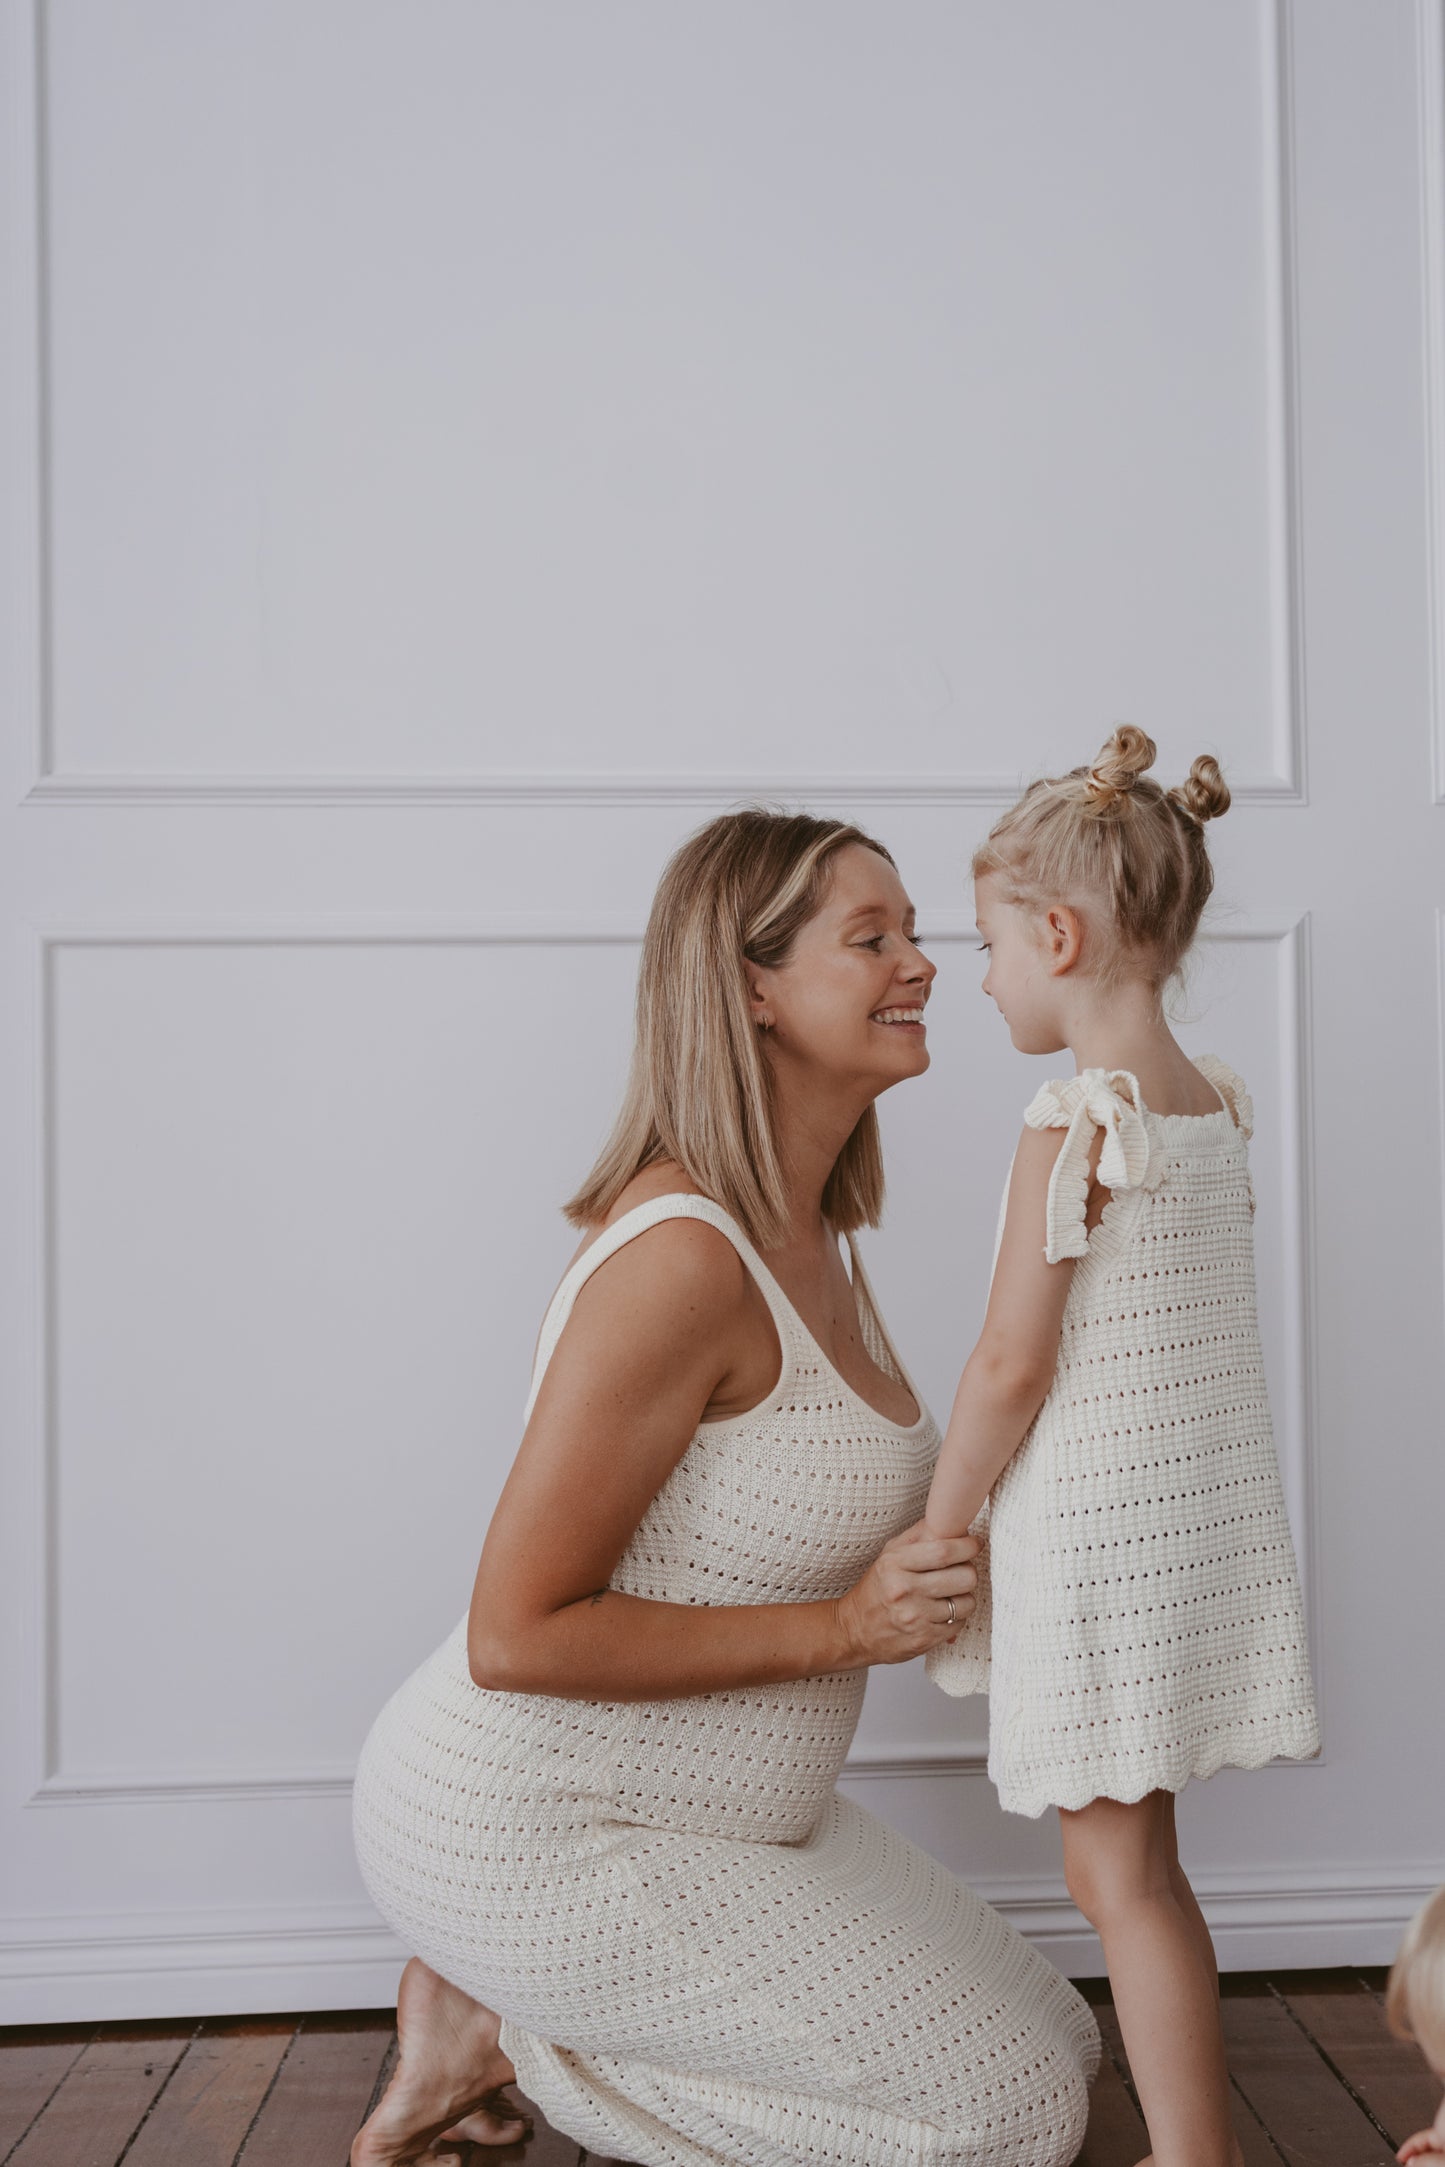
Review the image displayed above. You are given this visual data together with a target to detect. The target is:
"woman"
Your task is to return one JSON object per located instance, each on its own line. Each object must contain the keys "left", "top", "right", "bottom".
{"left": 352, "top": 810, "right": 1100, "bottom": 2167}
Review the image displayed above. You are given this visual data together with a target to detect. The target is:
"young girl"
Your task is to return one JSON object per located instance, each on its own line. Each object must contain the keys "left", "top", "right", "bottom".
{"left": 926, "top": 727, "right": 1320, "bottom": 2167}
{"left": 1388, "top": 1887, "right": 1445, "bottom": 2162}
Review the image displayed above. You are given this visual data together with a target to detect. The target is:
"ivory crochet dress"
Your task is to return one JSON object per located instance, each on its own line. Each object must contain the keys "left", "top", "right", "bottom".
{"left": 354, "top": 1195, "right": 1099, "bottom": 2167}
{"left": 928, "top": 1058, "right": 1320, "bottom": 1818}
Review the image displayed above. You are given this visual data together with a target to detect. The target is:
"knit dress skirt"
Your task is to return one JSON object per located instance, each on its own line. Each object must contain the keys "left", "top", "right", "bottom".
{"left": 354, "top": 1196, "right": 1100, "bottom": 2167}
{"left": 928, "top": 1059, "right": 1321, "bottom": 1818}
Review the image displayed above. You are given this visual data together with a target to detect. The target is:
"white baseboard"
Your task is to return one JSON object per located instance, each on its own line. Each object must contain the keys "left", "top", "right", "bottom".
{"left": 3, "top": 1863, "right": 1438, "bottom": 2023}
{"left": 0, "top": 1903, "right": 411, "bottom": 2023}
{"left": 967, "top": 1863, "right": 1441, "bottom": 1977}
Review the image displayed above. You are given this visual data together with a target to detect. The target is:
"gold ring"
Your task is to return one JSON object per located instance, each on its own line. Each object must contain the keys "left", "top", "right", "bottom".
{"left": 945, "top": 1596, "right": 956, "bottom": 1627}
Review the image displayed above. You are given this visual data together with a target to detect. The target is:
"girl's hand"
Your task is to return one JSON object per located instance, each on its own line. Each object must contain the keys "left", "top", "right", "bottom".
{"left": 834, "top": 1521, "right": 979, "bottom": 1666}
{"left": 1399, "top": 2132, "right": 1445, "bottom": 2162}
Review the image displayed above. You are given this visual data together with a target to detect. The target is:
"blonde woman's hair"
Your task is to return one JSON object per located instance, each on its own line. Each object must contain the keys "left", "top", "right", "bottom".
{"left": 1387, "top": 1887, "right": 1445, "bottom": 2069}
{"left": 565, "top": 808, "right": 897, "bottom": 1251}
{"left": 972, "top": 725, "right": 1231, "bottom": 990}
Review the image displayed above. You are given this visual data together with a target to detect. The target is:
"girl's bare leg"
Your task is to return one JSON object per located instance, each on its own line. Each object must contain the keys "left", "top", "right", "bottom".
{"left": 351, "top": 1957, "right": 527, "bottom": 2166}
{"left": 1060, "top": 1792, "right": 1242, "bottom": 2167}
{"left": 1158, "top": 1801, "right": 1221, "bottom": 2000}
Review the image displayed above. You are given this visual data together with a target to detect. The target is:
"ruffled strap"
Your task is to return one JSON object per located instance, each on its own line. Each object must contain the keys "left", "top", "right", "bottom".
{"left": 1194, "top": 1053, "right": 1253, "bottom": 1138}
{"left": 1023, "top": 1068, "right": 1155, "bottom": 1264}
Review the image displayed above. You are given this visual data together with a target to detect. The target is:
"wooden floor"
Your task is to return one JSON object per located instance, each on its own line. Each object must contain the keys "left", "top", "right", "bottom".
{"left": 0, "top": 1971, "right": 1434, "bottom": 2166}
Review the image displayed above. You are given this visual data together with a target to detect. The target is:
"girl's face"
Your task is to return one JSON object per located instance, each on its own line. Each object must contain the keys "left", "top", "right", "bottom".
{"left": 751, "top": 843, "right": 936, "bottom": 1093}
{"left": 974, "top": 873, "right": 1071, "bottom": 1057}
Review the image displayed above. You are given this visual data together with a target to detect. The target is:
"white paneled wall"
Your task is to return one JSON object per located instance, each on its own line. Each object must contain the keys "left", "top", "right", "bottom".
{"left": 1, "top": 0, "right": 1441, "bottom": 2019}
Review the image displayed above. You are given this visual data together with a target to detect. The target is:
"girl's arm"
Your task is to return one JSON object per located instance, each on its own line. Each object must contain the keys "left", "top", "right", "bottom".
{"left": 468, "top": 1217, "right": 979, "bottom": 1698}
{"left": 925, "top": 1121, "right": 1105, "bottom": 1539}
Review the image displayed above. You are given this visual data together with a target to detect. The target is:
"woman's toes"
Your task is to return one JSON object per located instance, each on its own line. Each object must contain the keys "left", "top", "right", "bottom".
{"left": 438, "top": 2096, "right": 530, "bottom": 2145}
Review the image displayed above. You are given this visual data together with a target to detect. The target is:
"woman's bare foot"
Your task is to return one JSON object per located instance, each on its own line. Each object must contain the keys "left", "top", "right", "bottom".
{"left": 351, "top": 1957, "right": 527, "bottom": 2165}
{"left": 436, "top": 2100, "right": 534, "bottom": 2147}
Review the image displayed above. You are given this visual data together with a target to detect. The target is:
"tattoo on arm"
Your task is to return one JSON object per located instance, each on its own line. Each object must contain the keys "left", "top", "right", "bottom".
{"left": 587, "top": 1587, "right": 610, "bottom": 1606}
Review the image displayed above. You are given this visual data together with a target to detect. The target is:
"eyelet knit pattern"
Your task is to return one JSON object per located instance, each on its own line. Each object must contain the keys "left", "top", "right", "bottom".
{"left": 928, "top": 1057, "right": 1320, "bottom": 1819}
{"left": 353, "top": 1195, "right": 1099, "bottom": 2167}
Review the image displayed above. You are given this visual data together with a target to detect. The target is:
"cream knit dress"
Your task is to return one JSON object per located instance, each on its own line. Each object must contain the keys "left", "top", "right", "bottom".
{"left": 353, "top": 1195, "right": 1100, "bottom": 2167}
{"left": 928, "top": 1058, "right": 1320, "bottom": 1818}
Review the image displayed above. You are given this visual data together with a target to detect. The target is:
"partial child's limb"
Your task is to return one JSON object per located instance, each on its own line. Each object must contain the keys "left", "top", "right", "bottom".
{"left": 1060, "top": 1792, "right": 1241, "bottom": 2167}
{"left": 925, "top": 1121, "right": 1104, "bottom": 1538}
{"left": 1397, "top": 2086, "right": 1445, "bottom": 2162}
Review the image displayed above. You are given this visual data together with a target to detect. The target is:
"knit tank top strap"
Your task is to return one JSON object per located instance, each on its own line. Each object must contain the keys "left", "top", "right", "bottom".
{"left": 523, "top": 1193, "right": 799, "bottom": 1423}
{"left": 1192, "top": 1053, "right": 1254, "bottom": 1137}
{"left": 841, "top": 1231, "right": 923, "bottom": 1403}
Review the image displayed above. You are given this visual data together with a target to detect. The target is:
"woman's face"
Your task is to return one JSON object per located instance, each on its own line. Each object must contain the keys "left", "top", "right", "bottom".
{"left": 750, "top": 843, "right": 935, "bottom": 1092}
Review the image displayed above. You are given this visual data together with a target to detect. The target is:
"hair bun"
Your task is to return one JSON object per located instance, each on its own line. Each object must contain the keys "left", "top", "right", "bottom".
{"left": 1083, "top": 725, "right": 1156, "bottom": 812}
{"left": 1167, "top": 754, "right": 1231, "bottom": 825}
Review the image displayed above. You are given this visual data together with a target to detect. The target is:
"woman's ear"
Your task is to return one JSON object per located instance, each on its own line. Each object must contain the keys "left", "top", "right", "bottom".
{"left": 746, "top": 970, "right": 775, "bottom": 1031}
{"left": 1043, "top": 905, "right": 1084, "bottom": 976}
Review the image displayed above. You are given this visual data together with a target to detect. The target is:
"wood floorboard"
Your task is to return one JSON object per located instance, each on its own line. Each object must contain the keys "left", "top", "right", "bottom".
{"left": 1219, "top": 1978, "right": 1400, "bottom": 2167}
{"left": 233, "top": 2015, "right": 393, "bottom": 2167}
{"left": 2, "top": 2024, "right": 194, "bottom": 2167}
{"left": 1271, "top": 1970, "right": 1441, "bottom": 2153}
{"left": 0, "top": 2027, "right": 93, "bottom": 2159}
{"left": 1, "top": 1975, "right": 1437, "bottom": 2166}
{"left": 121, "top": 2018, "right": 297, "bottom": 2167}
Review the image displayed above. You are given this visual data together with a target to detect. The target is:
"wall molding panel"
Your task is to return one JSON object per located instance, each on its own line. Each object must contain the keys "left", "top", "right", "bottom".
{"left": 24, "top": 767, "right": 1305, "bottom": 809}
{"left": 20, "top": 911, "right": 657, "bottom": 1813}
{"left": 1416, "top": 0, "right": 1445, "bottom": 800}
{"left": 13, "top": 0, "right": 1308, "bottom": 806}
{"left": 23, "top": 916, "right": 982, "bottom": 1811}
{"left": 21, "top": 917, "right": 1317, "bottom": 1805}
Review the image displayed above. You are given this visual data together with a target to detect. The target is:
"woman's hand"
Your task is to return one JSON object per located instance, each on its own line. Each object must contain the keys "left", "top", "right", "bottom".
{"left": 1397, "top": 2133, "right": 1445, "bottom": 2162}
{"left": 833, "top": 1520, "right": 979, "bottom": 1666}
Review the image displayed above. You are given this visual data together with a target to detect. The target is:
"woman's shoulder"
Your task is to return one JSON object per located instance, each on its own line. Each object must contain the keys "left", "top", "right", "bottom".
{"left": 567, "top": 1166, "right": 750, "bottom": 1304}
{"left": 601, "top": 1160, "right": 709, "bottom": 1222}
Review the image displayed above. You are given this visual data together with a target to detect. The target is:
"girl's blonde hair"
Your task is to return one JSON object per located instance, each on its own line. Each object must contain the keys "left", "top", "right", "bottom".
{"left": 565, "top": 808, "right": 896, "bottom": 1251}
{"left": 1387, "top": 1887, "right": 1445, "bottom": 2069}
{"left": 973, "top": 725, "right": 1230, "bottom": 989}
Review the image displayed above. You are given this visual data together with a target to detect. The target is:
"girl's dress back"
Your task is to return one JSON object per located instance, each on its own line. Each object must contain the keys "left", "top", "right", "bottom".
{"left": 929, "top": 1055, "right": 1320, "bottom": 1818}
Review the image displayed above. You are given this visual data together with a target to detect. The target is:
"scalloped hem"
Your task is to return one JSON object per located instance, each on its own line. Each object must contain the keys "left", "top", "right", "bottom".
{"left": 994, "top": 1725, "right": 1323, "bottom": 1819}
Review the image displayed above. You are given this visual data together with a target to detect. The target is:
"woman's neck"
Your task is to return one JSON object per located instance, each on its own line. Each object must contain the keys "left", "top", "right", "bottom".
{"left": 766, "top": 1067, "right": 875, "bottom": 1255}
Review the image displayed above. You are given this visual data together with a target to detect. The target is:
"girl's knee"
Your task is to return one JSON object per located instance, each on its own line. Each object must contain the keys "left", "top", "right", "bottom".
{"left": 1061, "top": 1843, "right": 1106, "bottom": 1926}
{"left": 1059, "top": 1795, "right": 1175, "bottom": 1928}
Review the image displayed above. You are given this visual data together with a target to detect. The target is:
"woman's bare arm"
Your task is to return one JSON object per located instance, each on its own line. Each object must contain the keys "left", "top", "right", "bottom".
{"left": 468, "top": 1218, "right": 977, "bottom": 1698}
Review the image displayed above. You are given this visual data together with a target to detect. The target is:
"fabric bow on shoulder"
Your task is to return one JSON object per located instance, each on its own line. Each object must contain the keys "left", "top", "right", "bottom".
{"left": 1023, "top": 1068, "right": 1157, "bottom": 1264}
